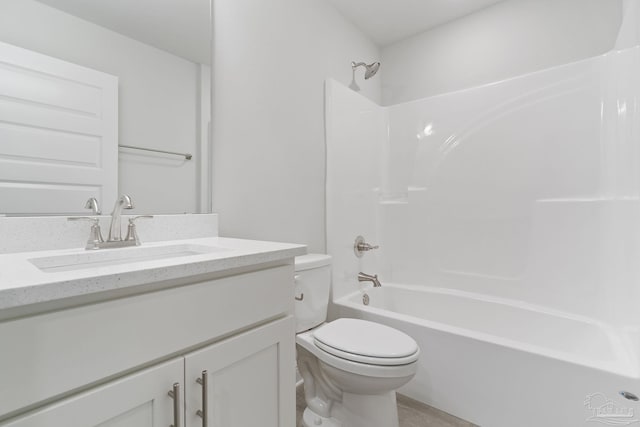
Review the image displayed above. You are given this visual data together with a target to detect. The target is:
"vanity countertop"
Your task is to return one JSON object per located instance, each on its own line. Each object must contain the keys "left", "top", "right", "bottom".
{"left": 0, "top": 237, "right": 306, "bottom": 312}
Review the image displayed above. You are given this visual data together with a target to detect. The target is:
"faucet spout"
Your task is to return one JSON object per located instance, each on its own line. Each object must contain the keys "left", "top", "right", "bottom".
{"left": 108, "top": 195, "right": 134, "bottom": 242}
{"left": 358, "top": 272, "right": 382, "bottom": 287}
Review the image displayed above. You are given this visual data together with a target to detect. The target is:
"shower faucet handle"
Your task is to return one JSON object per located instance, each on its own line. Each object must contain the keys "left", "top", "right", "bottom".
{"left": 354, "top": 235, "right": 379, "bottom": 257}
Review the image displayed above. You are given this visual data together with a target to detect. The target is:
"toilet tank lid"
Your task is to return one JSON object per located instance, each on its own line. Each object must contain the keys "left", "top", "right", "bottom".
{"left": 295, "top": 254, "right": 332, "bottom": 271}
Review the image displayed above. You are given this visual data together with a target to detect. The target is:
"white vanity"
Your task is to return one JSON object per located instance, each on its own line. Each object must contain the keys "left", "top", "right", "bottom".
{"left": 0, "top": 214, "right": 305, "bottom": 427}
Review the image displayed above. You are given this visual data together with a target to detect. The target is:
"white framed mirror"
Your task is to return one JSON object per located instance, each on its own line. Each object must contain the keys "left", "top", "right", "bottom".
{"left": 0, "top": 0, "right": 212, "bottom": 216}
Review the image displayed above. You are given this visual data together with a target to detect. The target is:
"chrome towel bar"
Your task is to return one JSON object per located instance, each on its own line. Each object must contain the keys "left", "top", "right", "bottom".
{"left": 119, "top": 144, "right": 192, "bottom": 160}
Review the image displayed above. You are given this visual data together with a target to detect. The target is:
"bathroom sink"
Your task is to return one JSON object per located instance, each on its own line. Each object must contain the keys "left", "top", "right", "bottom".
{"left": 29, "top": 244, "right": 229, "bottom": 273}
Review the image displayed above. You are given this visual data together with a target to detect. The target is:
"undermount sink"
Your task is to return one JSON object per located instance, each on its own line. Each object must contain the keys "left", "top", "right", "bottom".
{"left": 29, "top": 244, "right": 229, "bottom": 273}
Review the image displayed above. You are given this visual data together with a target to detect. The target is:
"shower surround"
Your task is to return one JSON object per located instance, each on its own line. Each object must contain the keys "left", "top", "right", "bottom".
{"left": 325, "top": 2, "right": 640, "bottom": 426}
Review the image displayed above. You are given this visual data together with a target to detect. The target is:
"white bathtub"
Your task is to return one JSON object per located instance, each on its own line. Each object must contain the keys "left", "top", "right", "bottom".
{"left": 333, "top": 284, "right": 640, "bottom": 427}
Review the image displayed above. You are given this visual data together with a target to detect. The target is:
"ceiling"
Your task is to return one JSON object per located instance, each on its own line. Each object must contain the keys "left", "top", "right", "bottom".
{"left": 33, "top": 0, "right": 504, "bottom": 63}
{"left": 35, "top": 0, "right": 211, "bottom": 65}
{"left": 326, "top": 0, "right": 507, "bottom": 46}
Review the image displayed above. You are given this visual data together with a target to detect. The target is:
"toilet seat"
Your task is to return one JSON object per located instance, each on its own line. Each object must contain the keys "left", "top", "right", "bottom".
{"left": 313, "top": 318, "right": 419, "bottom": 366}
{"left": 297, "top": 330, "right": 418, "bottom": 379}
{"left": 314, "top": 340, "right": 419, "bottom": 366}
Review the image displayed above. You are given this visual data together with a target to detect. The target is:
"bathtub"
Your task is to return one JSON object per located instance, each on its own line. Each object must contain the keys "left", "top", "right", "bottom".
{"left": 332, "top": 284, "right": 640, "bottom": 427}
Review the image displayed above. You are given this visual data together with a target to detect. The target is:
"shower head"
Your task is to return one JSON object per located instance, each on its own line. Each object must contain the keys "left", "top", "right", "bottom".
{"left": 352, "top": 61, "right": 381, "bottom": 79}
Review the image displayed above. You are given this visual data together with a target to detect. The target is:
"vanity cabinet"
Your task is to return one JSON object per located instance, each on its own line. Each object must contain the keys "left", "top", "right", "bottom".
{"left": 2, "top": 317, "right": 294, "bottom": 427}
{"left": 0, "top": 261, "right": 297, "bottom": 427}
{"left": 184, "top": 317, "right": 295, "bottom": 427}
{"left": 2, "top": 358, "right": 185, "bottom": 427}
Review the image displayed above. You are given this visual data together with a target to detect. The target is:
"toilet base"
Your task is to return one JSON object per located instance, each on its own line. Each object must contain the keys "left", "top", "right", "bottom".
{"left": 302, "top": 407, "right": 341, "bottom": 427}
{"left": 301, "top": 391, "right": 399, "bottom": 427}
{"left": 340, "top": 391, "right": 400, "bottom": 427}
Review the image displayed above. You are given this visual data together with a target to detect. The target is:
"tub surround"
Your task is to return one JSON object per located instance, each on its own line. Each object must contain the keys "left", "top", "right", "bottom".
{"left": 324, "top": 4, "right": 640, "bottom": 426}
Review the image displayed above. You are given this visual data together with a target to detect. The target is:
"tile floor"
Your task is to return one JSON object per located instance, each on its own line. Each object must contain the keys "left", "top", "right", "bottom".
{"left": 296, "top": 385, "right": 477, "bottom": 427}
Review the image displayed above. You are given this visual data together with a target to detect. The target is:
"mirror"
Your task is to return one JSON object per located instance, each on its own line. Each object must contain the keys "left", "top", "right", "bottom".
{"left": 0, "top": 0, "right": 212, "bottom": 216}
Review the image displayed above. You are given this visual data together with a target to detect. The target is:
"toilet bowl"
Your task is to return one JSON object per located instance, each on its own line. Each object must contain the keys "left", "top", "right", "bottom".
{"left": 294, "top": 254, "right": 420, "bottom": 427}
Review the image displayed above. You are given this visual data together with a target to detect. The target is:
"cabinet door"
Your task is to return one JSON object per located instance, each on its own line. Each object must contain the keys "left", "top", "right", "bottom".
{"left": 185, "top": 316, "right": 296, "bottom": 427}
{"left": 1, "top": 358, "right": 184, "bottom": 427}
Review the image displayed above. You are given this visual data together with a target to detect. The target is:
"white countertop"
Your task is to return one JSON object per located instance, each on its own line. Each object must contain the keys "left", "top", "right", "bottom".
{"left": 0, "top": 237, "right": 306, "bottom": 311}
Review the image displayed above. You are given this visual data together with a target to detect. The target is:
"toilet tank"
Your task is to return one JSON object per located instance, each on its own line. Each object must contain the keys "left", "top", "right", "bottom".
{"left": 294, "top": 254, "right": 332, "bottom": 333}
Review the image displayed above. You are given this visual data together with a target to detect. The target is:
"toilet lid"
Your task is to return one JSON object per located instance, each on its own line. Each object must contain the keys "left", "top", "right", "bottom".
{"left": 313, "top": 318, "right": 419, "bottom": 365}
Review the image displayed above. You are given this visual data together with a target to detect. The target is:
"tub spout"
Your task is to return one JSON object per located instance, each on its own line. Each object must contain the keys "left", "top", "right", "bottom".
{"left": 358, "top": 272, "right": 382, "bottom": 287}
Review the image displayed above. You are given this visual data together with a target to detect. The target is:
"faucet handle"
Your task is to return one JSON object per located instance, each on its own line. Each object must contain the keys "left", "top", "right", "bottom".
{"left": 117, "top": 194, "right": 134, "bottom": 210}
{"left": 84, "top": 197, "right": 101, "bottom": 215}
{"left": 124, "top": 215, "right": 153, "bottom": 244}
{"left": 68, "top": 217, "right": 104, "bottom": 249}
{"left": 354, "top": 235, "right": 379, "bottom": 257}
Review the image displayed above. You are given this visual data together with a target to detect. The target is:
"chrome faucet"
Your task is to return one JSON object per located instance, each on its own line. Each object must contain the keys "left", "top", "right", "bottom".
{"left": 69, "top": 195, "right": 152, "bottom": 250}
{"left": 108, "top": 194, "right": 134, "bottom": 242}
{"left": 358, "top": 272, "right": 382, "bottom": 287}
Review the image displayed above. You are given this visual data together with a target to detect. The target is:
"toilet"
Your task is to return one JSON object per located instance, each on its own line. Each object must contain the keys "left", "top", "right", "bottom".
{"left": 294, "top": 254, "right": 420, "bottom": 427}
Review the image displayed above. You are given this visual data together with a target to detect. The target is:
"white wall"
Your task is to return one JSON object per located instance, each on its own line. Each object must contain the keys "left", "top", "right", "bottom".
{"left": 212, "top": 0, "right": 381, "bottom": 252}
{"left": 381, "top": 0, "right": 623, "bottom": 104}
{"left": 0, "top": 0, "right": 203, "bottom": 214}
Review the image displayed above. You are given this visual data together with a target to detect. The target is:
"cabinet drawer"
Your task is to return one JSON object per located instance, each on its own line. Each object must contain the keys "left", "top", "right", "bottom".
{"left": 0, "top": 263, "right": 293, "bottom": 418}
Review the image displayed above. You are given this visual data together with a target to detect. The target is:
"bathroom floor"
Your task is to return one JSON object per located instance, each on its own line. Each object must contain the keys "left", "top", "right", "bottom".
{"left": 296, "top": 385, "right": 477, "bottom": 427}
